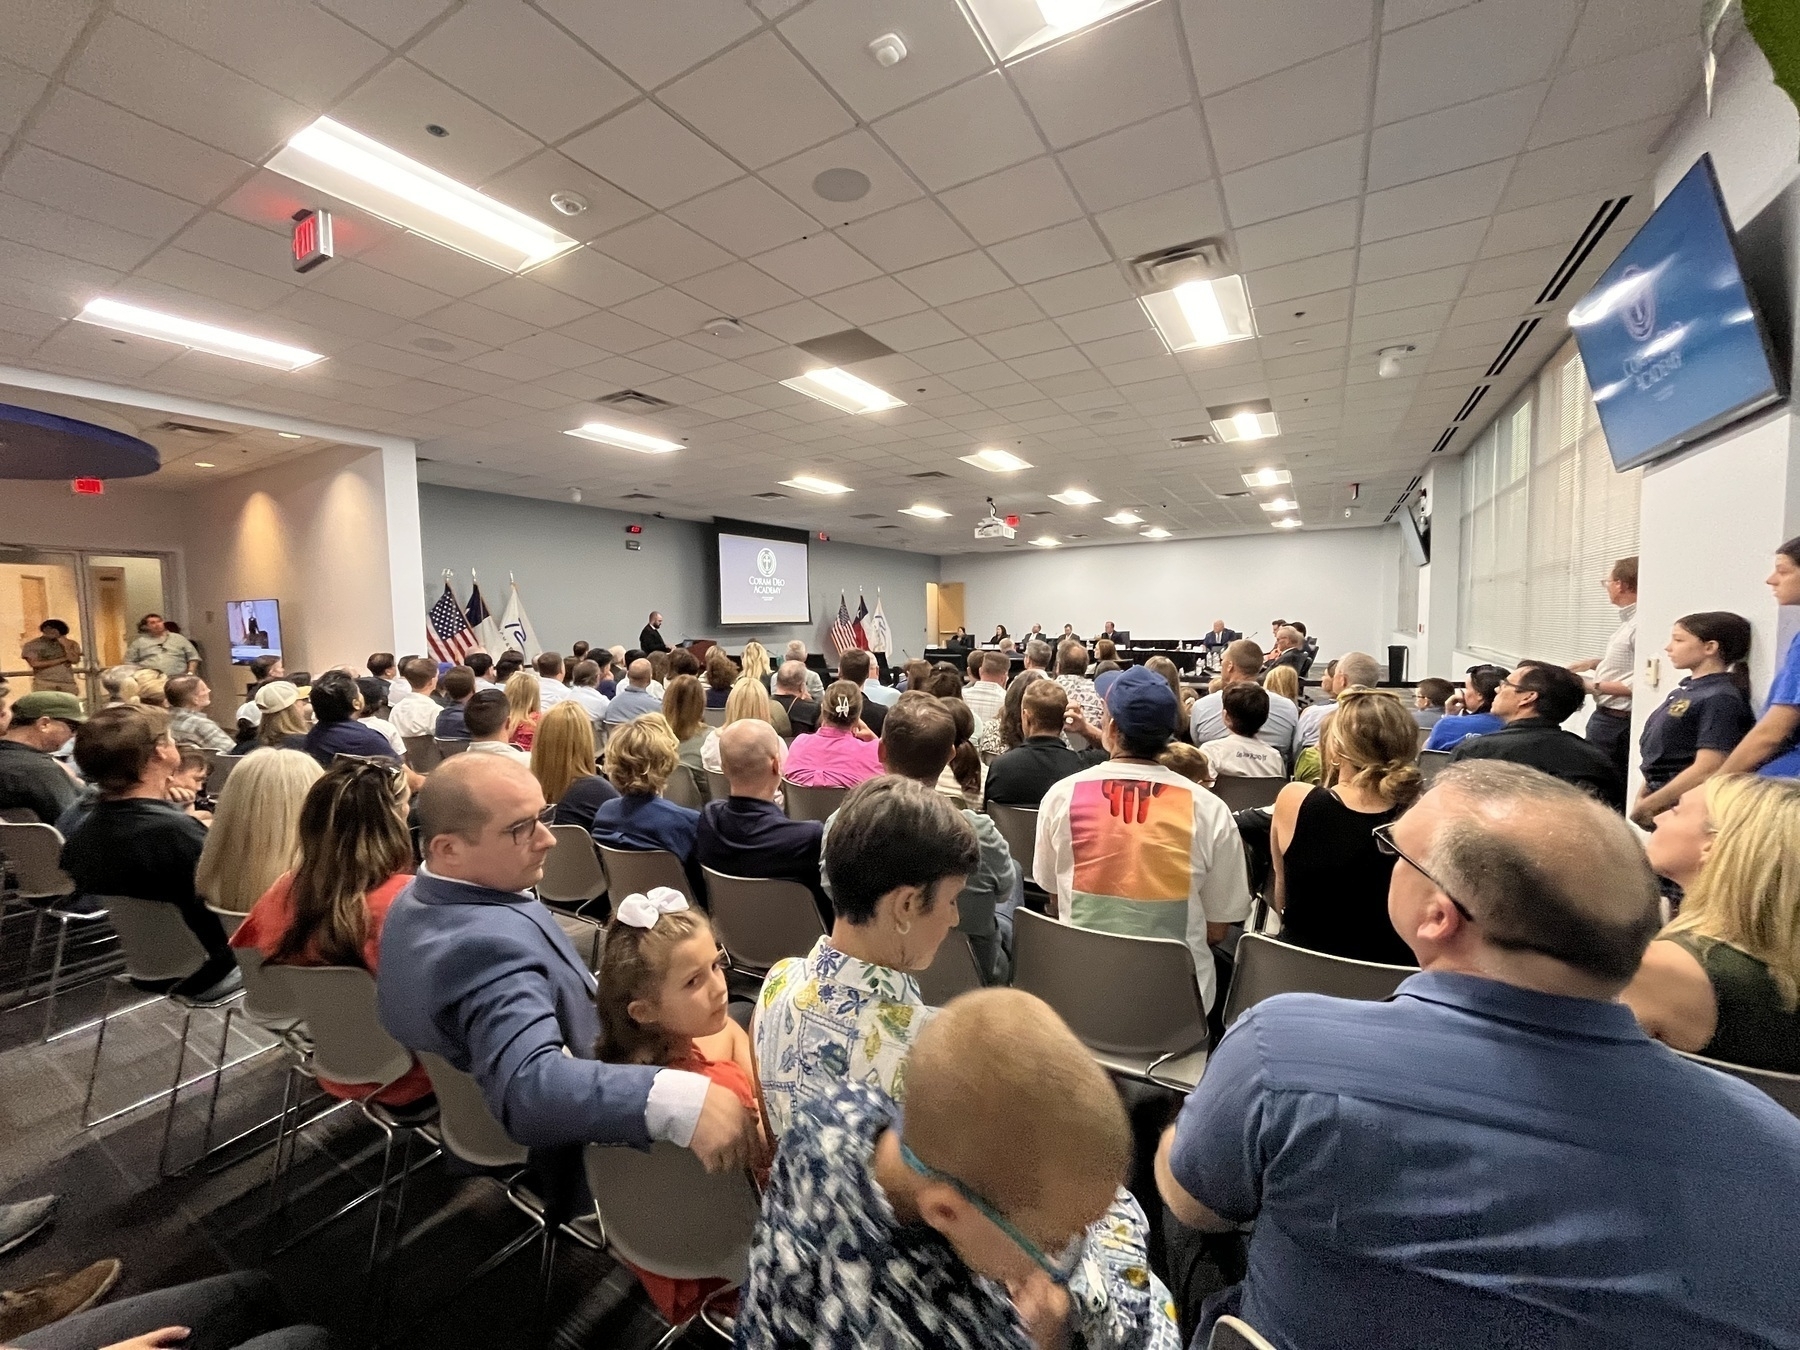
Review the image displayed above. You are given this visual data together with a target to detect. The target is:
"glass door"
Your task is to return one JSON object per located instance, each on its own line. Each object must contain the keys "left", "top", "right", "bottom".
{"left": 0, "top": 548, "right": 168, "bottom": 709}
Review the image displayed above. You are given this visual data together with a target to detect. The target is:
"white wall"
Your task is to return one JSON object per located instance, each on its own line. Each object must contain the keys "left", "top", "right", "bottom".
{"left": 417, "top": 484, "right": 940, "bottom": 660}
{"left": 938, "top": 525, "right": 1401, "bottom": 662}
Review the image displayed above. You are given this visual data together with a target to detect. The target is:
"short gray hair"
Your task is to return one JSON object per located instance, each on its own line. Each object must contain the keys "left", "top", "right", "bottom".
{"left": 775, "top": 659, "right": 806, "bottom": 692}
{"left": 1025, "top": 640, "right": 1053, "bottom": 669}
{"left": 1336, "top": 651, "right": 1382, "bottom": 689}
{"left": 784, "top": 640, "right": 807, "bottom": 660}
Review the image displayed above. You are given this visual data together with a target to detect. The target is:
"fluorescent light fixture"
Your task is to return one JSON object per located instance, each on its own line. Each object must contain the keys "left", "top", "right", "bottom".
{"left": 780, "top": 475, "right": 853, "bottom": 495}
{"left": 268, "top": 117, "right": 577, "bottom": 273}
{"left": 780, "top": 367, "right": 904, "bottom": 414}
{"left": 1139, "top": 526, "right": 1171, "bottom": 539}
{"left": 1209, "top": 400, "right": 1279, "bottom": 443}
{"left": 276, "top": 432, "right": 304, "bottom": 440}
{"left": 1241, "top": 467, "right": 1291, "bottom": 488}
{"left": 1260, "top": 497, "right": 1299, "bottom": 512}
{"left": 960, "top": 447, "right": 1033, "bottom": 472}
{"left": 1140, "top": 275, "right": 1255, "bottom": 353}
{"left": 1049, "top": 488, "right": 1099, "bottom": 506}
{"left": 564, "top": 421, "right": 681, "bottom": 455}
{"left": 1030, "top": 535, "right": 1060, "bottom": 547}
{"left": 1273, "top": 517, "right": 1303, "bottom": 530}
{"left": 900, "top": 503, "right": 951, "bottom": 519}
{"left": 192, "top": 461, "right": 216, "bottom": 468}
{"left": 1104, "top": 509, "right": 1144, "bottom": 525}
{"left": 961, "top": 0, "right": 1148, "bottom": 61}
{"left": 75, "top": 298, "right": 325, "bottom": 371}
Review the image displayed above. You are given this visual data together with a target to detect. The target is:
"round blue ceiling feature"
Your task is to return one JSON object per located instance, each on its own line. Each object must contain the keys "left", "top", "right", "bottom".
{"left": 0, "top": 402, "right": 161, "bottom": 480}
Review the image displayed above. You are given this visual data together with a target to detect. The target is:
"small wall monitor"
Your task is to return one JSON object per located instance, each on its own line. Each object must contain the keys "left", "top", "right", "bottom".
{"left": 227, "top": 599, "right": 281, "bottom": 664}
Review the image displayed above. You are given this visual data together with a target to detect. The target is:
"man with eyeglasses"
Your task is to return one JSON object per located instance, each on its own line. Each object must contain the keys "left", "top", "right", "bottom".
{"left": 378, "top": 754, "right": 760, "bottom": 1218}
{"left": 0, "top": 691, "right": 85, "bottom": 824}
{"left": 1447, "top": 659, "right": 1625, "bottom": 809}
{"left": 1155, "top": 761, "right": 1800, "bottom": 1348}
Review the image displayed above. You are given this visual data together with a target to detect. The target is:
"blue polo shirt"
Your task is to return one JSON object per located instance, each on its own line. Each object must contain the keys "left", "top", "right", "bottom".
{"left": 1638, "top": 671, "right": 1755, "bottom": 790}
{"left": 1758, "top": 630, "right": 1800, "bottom": 778}
{"left": 1169, "top": 971, "right": 1800, "bottom": 1349}
{"left": 1422, "top": 710, "right": 1502, "bottom": 751}
{"left": 302, "top": 718, "right": 401, "bottom": 767}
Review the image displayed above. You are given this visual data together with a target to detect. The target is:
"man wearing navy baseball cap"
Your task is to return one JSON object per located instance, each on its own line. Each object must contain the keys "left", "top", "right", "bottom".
{"left": 1033, "top": 665, "right": 1250, "bottom": 1012}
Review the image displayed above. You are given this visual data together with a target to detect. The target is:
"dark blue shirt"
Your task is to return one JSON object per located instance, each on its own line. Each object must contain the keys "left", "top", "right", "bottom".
{"left": 1170, "top": 971, "right": 1800, "bottom": 1349}
{"left": 551, "top": 774, "right": 619, "bottom": 833}
{"left": 434, "top": 704, "right": 468, "bottom": 739}
{"left": 1422, "top": 710, "right": 1502, "bottom": 751}
{"left": 694, "top": 796, "right": 828, "bottom": 925}
{"left": 302, "top": 718, "right": 401, "bottom": 767}
{"left": 1638, "top": 671, "right": 1755, "bottom": 791}
{"left": 591, "top": 792, "right": 699, "bottom": 860}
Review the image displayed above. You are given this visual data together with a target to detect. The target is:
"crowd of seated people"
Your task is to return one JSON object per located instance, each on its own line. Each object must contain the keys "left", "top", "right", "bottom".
{"left": 5, "top": 614, "right": 1800, "bottom": 1350}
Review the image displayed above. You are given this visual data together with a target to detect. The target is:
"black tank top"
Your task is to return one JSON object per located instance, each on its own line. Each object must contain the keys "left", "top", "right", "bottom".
{"left": 1280, "top": 788, "right": 1416, "bottom": 967}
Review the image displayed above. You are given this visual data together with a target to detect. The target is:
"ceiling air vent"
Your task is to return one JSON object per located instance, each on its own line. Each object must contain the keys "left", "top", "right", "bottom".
{"left": 619, "top": 491, "right": 657, "bottom": 500}
{"left": 851, "top": 512, "right": 885, "bottom": 520}
{"left": 796, "top": 329, "right": 896, "bottom": 365}
{"left": 595, "top": 389, "right": 675, "bottom": 412}
{"left": 1125, "top": 237, "right": 1231, "bottom": 293}
{"left": 1171, "top": 432, "right": 1218, "bottom": 447}
{"left": 875, "top": 524, "right": 902, "bottom": 530}
{"left": 908, "top": 470, "right": 953, "bottom": 479}
{"left": 1536, "top": 197, "right": 1631, "bottom": 305}
{"left": 752, "top": 491, "right": 788, "bottom": 500}
{"left": 1486, "top": 318, "right": 1541, "bottom": 377}
{"left": 152, "top": 420, "right": 228, "bottom": 436}
{"left": 1453, "top": 385, "right": 1491, "bottom": 423}
{"left": 1429, "top": 428, "right": 1458, "bottom": 455}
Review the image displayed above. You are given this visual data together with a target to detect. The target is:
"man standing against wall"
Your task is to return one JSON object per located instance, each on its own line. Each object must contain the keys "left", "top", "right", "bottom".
{"left": 1569, "top": 557, "right": 1636, "bottom": 787}
{"left": 125, "top": 614, "right": 198, "bottom": 679}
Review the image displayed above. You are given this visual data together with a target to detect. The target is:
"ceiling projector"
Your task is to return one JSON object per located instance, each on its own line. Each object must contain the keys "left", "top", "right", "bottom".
{"left": 975, "top": 497, "right": 1015, "bottom": 540}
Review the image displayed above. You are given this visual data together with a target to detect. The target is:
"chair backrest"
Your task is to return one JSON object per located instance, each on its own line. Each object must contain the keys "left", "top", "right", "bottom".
{"left": 552, "top": 909, "right": 604, "bottom": 971}
{"left": 419, "top": 1051, "right": 530, "bottom": 1167}
{"left": 0, "top": 806, "right": 36, "bottom": 824}
{"left": 203, "top": 902, "right": 248, "bottom": 939}
{"left": 916, "top": 932, "right": 984, "bottom": 1007}
{"left": 103, "top": 894, "right": 211, "bottom": 984}
{"left": 225, "top": 943, "right": 304, "bottom": 1030}
{"left": 262, "top": 964, "right": 416, "bottom": 1091}
{"left": 984, "top": 803, "right": 1039, "bottom": 874}
{"left": 597, "top": 845, "right": 694, "bottom": 905}
{"left": 1222, "top": 933, "right": 1413, "bottom": 1029}
{"left": 583, "top": 1141, "right": 759, "bottom": 1284}
{"left": 1417, "top": 748, "right": 1451, "bottom": 783}
{"left": 0, "top": 821, "right": 75, "bottom": 900}
{"left": 538, "top": 825, "right": 608, "bottom": 906}
{"left": 701, "top": 707, "right": 727, "bottom": 728}
{"left": 434, "top": 738, "right": 470, "bottom": 758}
{"left": 1208, "top": 1314, "right": 1278, "bottom": 1350}
{"left": 663, "top": 767, "right": 704, "bottom": 809}
{"left": 779, "top": 779, "right": 847, "bottom": 823}
{"left": 701, "top": 869, "right": 825, "bottom": 974}
{"left": 1208, "top": 774, "right": 1287, "bottom": 811}
{"left": 403, "top": 734, "right": 443, "bottom": 773}
{"left": 706, "top": 769, "right": 730, "bottom": 802}
{"left": 1011, "top": 909, "right": 1207, "bottom": 1060}
{"left": 205, "top": 753, "right": 240, "bottom": 797}
{"left": 1677, "top": 1050, "right": 1800, "bottom": 1119}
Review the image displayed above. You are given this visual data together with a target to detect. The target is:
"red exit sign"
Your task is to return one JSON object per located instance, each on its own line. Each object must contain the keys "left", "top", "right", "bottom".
{"left": 71, "top": 478, "right": 104, "bottom": 496}
{"left": 291, "top": 209, "right": 333, "bottom": 273}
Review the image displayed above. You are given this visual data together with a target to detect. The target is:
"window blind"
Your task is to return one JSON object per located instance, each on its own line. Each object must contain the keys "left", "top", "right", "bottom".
{"left": 1457, "top": 340, "right": 1640, "bottom": 664}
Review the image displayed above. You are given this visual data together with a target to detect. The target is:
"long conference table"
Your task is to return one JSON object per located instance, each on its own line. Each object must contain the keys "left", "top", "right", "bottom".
{"left": 923, "top": 641, "right": 1221, "bottom": 677}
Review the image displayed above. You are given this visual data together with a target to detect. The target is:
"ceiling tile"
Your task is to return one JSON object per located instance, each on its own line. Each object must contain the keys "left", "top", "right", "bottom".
{"left": 744, "top": 297, "right": 845, "bottom": 344}
{"left": 357, "top": 232, "right": 509, "bottom": 299}
{"left": 899, "top": 252, "right": 1013, "bottom": 309}
{"left": 680, "top": 261, "right": 804, "bottom": 318}
{"left": 817, "top": 275, "right": 926, "bottom": 325}
{"left": 761, "top": 129, "right": 921, "bottom": 224}
{"left": 409, "top": 0, "right": 636, "bottom": 142}
{"left": 65, "top": 15, "right": 312, "bottom": 162}
{"left": 669, "top": 176, "right": 820, "bottom": 256}
{"left": 777, "top": 0, "right": 992, "bottom": 122}
{"left": 10, "top": 0, "right": 98, "bottom": 77}
{"left": 114, "top": 0, "right": 387, "bottom": 107}
{"left": 556, "top": 307, "right": 665, "bottom": 354}
{"left": 1354, "top": 217, "right": 1488, "bottom": 280}
{"left": 937, "top": 157, "right": 1084, "bottom": 247}
{"left": 873, "top": 73, "right": 1042, "bottom": 192}
{"left": 1009, "top": 4, "right": 1192, "bottom": 149}
{"left": 134, "top": 247, "right": 294, "bottom": 312}
{"left": 1500, "top": 119, "right": 1663, "bottom": 212}
{"left": 526, "top": 247, "right": 660, "bottom": 309}
{"left": 939, "top": 287, "right": 1048, "bottom": 336}
{"left": 537, "top": 0, "right": 759, "bottom": 90}
{"left": 661, "top": 32, "right": 855, "bottom": 170}
{"left": 332, "top": 61, "right": 544, "bottom": 182}
{"left": 1233, "top": 198, "right": 1360, "bottom": 270}
{"left": 863, "top": 309, "right": 965, "bottom": 351}
{"left": 309, "top": 258, "right": 454, "bottom": 319}
{"left": 1025, "top": 264, "right": 1137, "bottom": 318}
{"left": 1352, "top": 264, "right": 1468, "bottom": 315}
{"left": 1359, "top": 159, "right": 1510, "bottom": 243}
{"left": 752, "top": 232, "right": 880, "bottom": 296}
{"left": 1221, "top": 135, "right": 1365, "bottom": 226}
{"left": 594, "top": 213, "right": 734, "bottom": 283}
{"left": 1057, "top": 301, "right": 1147, "bottom": 344}
{"left": 1373, "top": 0, "right": 1580, "bottom": 125}
{"left": 1563, "top": 0, "right": 1698, "bottom": 69}
{"left": 1093, "top": 181, "right": 1227, "bottom": 258}
{"left": 1205, "top": 43, "right": 1373, "bottom": 174}
{"left": 1367, "top": 84, "right": 1544, "bottom": 192}
{"left": 318, "top": 0, "right": 454, "bottom": 48}
{"left": 0, "top": 146, "right": 199, "bottom": 242}
{"left": 980, "top": 320, "right": 1070, "bottom": 360}
{"left": 1182, "top": 0, "right": 1376, "bottom": 95}
{"left": 1247, "top": 250, "right": 1357, "bottom": 305}
{"left": 838, "top": 198, "right": 975, "bottom": 273}
{"left": 0, "top": 61, "right": 46, "bottom": 141}
{"left": 1460, "top": 244, "right": 1561, "bottom": 296}
{"left": 1058, "top": 109, "right": 1212, "bottom": 214}
{"left": 25, "top": 88, "right": 254, "bottom": 206}
{"left": 988, "top": 219, "right": 1111, "bottom": 285}
{"left": 469, "top": 275, "right": 595, "bottom": 327}
{"left": 1526, "top": 38, "right": 1695, "bottom": 149}
{"left": 0, "top": 193, "right": 160, "bottom": 271}
{"left": 561, "top": 103, "right": 740, "bottom": 211}
{"left": 613, "top": 286, "right": 723, "bottom": 340}
{"left": 1256, "top": 287, "right": 1351, "bottom": 333}
{"left": 479, "top": 150, "right": 651, "bottom": 243}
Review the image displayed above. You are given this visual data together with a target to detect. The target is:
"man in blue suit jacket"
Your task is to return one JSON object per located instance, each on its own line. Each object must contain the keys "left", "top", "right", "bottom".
{"left": 378, "top": 754, "right": 755, "bottom": 1174}
{"left": 694, "top": 721, "right": 830, "bottom": 926}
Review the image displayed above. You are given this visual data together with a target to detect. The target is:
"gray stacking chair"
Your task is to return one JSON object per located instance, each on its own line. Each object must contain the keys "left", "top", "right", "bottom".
{"left": 1221, "top": 933, "right": 1413, "bottom": 1030}
{"left": 596, "top": 845, "right": 695, "bottom": 906}
{"left": 779, "top": 779, "right": 848, "bottom": 823}
{"left": 1677, "top": 1050, "right": 1800, "bottom": 1120}
{"left": 536, "top": 826, "right": 608, "bottom": 912}
{"left": 701, "top": 869, "right": 825, "bottom": 977}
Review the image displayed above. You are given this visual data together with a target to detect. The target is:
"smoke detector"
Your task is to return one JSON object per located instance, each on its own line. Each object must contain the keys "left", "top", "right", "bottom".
{"left": 549, "top": 191, "right": 588, "bottom": 217}
{"left": 1377, "top": 345, "right": 1416, "bottom": 379}
{"left": 703, "top": 317, "right": 746, "bottom": 339}
{"left": 867, "top": 33, "right": 907, "bottom": 66}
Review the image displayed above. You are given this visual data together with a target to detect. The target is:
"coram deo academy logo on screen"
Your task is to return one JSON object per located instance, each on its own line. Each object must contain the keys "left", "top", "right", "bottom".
{"left": 757, "top": 547, "right": 777, "bottom": 578}
{"left": 749, "top": 546, "right": 785, "bottom": 601}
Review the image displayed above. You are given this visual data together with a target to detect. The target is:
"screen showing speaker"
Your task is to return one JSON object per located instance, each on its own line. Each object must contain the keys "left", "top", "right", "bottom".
{"left": 226, "top": 599, "right": 281, "bottom": 664}
{"left": 717, "top": 533, "right": 810, "bottom": 625}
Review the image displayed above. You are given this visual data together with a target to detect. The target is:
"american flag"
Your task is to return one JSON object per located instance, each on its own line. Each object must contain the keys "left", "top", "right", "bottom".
{"left": 428, "top": 580, "right": 477, "bottom": 663}
{"left": 828, "top": 591, "right": 858, "bottom": 654}
{"left": 852, "top": 592, "right": 869, "bottom": 649}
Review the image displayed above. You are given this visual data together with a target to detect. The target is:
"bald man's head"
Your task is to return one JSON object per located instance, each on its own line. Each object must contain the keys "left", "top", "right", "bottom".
{"left": 718, "top": 718, "right": 782, "bottom": 798}
{"left": 627, "top": 658, "right": 652, "bottom": 687}
{"left": 774, "top": 660, "right": 806, "bottom": 694}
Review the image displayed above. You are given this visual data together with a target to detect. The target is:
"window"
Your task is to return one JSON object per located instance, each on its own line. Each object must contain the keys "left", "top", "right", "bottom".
{"left": 1457, "top": 340, "right": 1640, "bottom": 663}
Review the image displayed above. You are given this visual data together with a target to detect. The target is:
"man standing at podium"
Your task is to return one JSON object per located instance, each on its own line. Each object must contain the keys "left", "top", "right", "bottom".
{"left": 638, "top": 610, "right": 669, "bottom": 655}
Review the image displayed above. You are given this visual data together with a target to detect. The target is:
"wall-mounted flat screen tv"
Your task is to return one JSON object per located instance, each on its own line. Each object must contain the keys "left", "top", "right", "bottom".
{"left": 227, "top": 599, "right": 281, "bottom": 664}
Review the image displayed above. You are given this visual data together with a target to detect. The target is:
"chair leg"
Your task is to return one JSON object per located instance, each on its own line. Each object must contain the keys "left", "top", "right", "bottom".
{"left": 265, "top": 1063, "right": 300, "bottom": 1231}
{"left": 157, "top": 1005, "right": 196, "bottom": 1177}
{"left": 78, "top": 975, "right": 117, "bottom": 1126}
{"left": 650, "top": 1316, "right": 696, "bottom": 1350}
{"left": 365, "top": 1117, "right": 402, "bottom": 1274}
{"left": 196, "top": 1003, "right": 237, "bottom": 1159}
{"left": 40, "top": 914, "right": 70, "bottom": 1042}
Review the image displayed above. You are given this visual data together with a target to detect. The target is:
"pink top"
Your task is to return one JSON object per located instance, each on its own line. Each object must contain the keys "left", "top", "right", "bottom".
{"left": 782, "top": 724, "right": 884, "bottom": 788}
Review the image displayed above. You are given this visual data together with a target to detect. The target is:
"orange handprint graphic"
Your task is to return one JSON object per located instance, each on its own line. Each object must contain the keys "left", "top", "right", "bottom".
{"left": 1100, "top": 778, "right": 1166, "bottom": 824}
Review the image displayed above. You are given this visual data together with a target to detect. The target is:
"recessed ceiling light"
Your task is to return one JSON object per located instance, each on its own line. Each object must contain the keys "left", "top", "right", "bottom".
{"left": 1273, "top": 517, "right": 1303, "bottom": 530}
{"left": 564, "top": 422, "right": 681, "bottom": 454}
{"left": 276, "top": 431, "right": 304, "bottom": 440}
{"left": 1030, "top": 535, "right": 1060, "bottom": 547}
{"left": 1241, "top": 467, "right": 1292, "bottom": 488}
{"left": 1049, "top": 488, "right": 1099, "bottom": 506}
{"left": 192, "top": 461, "right": 216, "bottom": 468}
{"left": 899, "top": 504, "right": 951, "bottom": 519}
{"left": 780, "top": 475, "right": 853, "bottom": 495}
{"left": 962, "top": 0, "right": 1145, "bottom": 61}
{"left": 1140, "top": 275, "right": 1256, "bottom": 352}
{"left": 1139, "top": 526, "right": 1171, "bottom": 539}
{"left": 812, "top": 167, "right": 872, "bottom": 202}
{"left": 1260, "top": 497, "right": 1299, "bottom": 512}
{"left": 1210, "top": 400, "right": 1279, "bottom": 442}
{"left": 780, "top": 368, "right": 904, "bottom": 414}
{"left": 960, "top": 447, "right": 1033, "bottom": 473}
{"left": 268, "top": 117, "right": 578, "bottom": 272}
{"left": 75, "top": 298, "right": 325, "bottom": 370}
{"left": 1103, "top": 509, "right": 1144, "bottom": 525}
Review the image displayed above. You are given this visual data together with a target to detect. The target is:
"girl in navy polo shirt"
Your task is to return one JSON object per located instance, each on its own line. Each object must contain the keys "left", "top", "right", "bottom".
{"left": 1632, "top": 612, "right": 1754, "bottom": 828}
